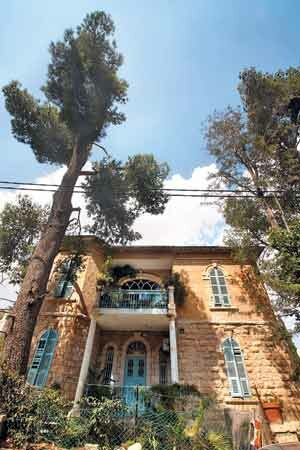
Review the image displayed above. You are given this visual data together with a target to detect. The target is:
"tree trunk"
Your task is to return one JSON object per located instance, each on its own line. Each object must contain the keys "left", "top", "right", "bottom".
{"left": 4, "top": 141, "right": 89, "bottom": 374}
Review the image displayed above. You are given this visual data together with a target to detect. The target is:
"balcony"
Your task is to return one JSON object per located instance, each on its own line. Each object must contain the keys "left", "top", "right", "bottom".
{"left": 93, "top": 288, "right": 169, "bottom": 331}
{"left": 100, "top": 289, "right": 168, "bottom": 310}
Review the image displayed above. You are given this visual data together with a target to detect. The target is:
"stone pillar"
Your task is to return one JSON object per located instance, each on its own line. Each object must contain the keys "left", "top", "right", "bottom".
{"left": 168, "top": 286, "right": 179, "bottom": 384}
{"left": 69, "top": 291, "right": 100, "bottom": 417}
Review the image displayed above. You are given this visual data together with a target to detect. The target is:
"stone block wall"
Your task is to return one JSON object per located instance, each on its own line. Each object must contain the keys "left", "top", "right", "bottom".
{"left": 177, "top": 319, "right": 300, "bottom": 423}
{"left": 28, "top": 313, "right": 90, "bottom": 400}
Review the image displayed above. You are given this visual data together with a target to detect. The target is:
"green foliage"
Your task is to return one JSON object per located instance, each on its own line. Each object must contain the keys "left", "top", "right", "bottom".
{"left": 0, "top": 366, "right": 69, "bottom": 446}
{"left": 96, "top": 256, "right": 114, "bottom": 287}
{"left": 0, "top": 195, "right": 49, "bottom": 285}
{"left": 80, "top": 396, "right": 127, "bottom": 446}
{"left": 268, "top": 220, "right": 300, "bottom": 299}
{"left": 205, "top": 66, "right": 300, "bottom": 329}
{"left": 2, "top": 11, "right": 170, "bottom": 297}
{"left": 83, "top": 156, "right": 169, "bottom": 244}
{"left": 0, "top": 367, "right": 128, "bottom": 448}
{"left": 149, "top": 383, "right": 201, "bottom": 410}
{"left": 109, "top": 264, "right": 137, "bottom": 284}
{"left": 3, "top": 11, "right": 127, "bottom": 165}
{"left": 165, "top": 272, "right": 187, "bottom": 305}
{"left": 0, "top": 368, "right": 233, "bottom": 450}
{"left": 96, "top": 258, "right": 138, "bottom": 288}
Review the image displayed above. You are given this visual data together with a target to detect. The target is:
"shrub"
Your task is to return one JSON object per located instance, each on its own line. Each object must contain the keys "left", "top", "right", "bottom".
{"left": 0, "top": 366, "right": 70, "bottom": 446}
{"left": 149, "top": 383, "right": 201, "bottom": 410}
{"left": 80, "top": 396, "right": 128, "bottom": 447}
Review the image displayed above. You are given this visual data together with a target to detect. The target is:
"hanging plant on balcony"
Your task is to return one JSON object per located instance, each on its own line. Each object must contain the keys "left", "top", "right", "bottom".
{"left": 96, "top": 257, "right": 114, "bottom": 290}
{"left": 109, "top": 264, "right": 138, "bottom": 285}
{"left": 96, "top": 258, "right": 137, "bottom": 290}
{"left": 164, "top": 272, "right": 186, "bottom": 306}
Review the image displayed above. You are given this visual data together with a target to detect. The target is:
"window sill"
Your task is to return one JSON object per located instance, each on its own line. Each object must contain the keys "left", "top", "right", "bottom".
{"left": 225, "top": 398, "right": 258, "bottom": 405}
{"left": 210, "top": 306, "right": 239, "bottom": 312}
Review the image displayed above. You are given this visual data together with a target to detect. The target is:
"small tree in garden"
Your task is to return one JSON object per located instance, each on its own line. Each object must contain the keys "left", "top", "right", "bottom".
{"left": 2, "top": 11, "right": 169, "bottom": 374}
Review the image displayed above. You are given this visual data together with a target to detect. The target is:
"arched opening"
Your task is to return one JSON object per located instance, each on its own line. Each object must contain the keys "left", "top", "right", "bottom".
{"left": 124, "top": 341, "right": 147, "bottom": 387}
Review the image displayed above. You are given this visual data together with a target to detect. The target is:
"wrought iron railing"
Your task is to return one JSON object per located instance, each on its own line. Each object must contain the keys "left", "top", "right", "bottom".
{"left": 99, "top": 289, "right": 168, "bottom": 309}
{"left": 85, "top": 384, "right": 151, "bottom": 414}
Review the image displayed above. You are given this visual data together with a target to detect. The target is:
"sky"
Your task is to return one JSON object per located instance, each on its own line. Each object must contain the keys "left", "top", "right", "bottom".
{"left": 0, "top": 0, "right": 300, "bottom": 334}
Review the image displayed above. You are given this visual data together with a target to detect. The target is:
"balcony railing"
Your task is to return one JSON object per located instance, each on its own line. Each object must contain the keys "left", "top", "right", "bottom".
{"left": 99, "top": 289, "right": 168, "bottom": 310}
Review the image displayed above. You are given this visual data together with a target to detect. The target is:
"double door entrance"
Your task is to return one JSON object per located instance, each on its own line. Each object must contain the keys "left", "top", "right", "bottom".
{"left": 124, "top": 355, "right": 146, "bottom": 411}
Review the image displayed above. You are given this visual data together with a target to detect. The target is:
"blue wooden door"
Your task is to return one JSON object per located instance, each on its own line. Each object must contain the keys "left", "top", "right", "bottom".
{"left": 125, "top": 356, "right": 146, "bottom": 386}
{"left": 124, "top": 356, "right": 146, "bottom": 411}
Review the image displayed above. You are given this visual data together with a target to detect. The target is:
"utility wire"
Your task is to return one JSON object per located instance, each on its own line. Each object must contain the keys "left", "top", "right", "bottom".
{"left": 0, "top": 180, "right": 299, "bottom": 199}
{"left": 0, "top": 179, "right": 290, "bottom": 193}
{"left": 0, "top": 297, "right": 15, "bottom": 304}
{"left": 0, "top": 184, "right": 298, "bottom": 199}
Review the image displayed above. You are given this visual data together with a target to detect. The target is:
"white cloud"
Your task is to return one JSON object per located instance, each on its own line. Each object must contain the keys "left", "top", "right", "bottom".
{"left": 0, "top": 163, "right": 225, "bottom": 306}
{"left": 0, "top": 162, "right": 224, "bottom": 246}
{"left": 134, "top": 164, "right": 224, "bottom": 245}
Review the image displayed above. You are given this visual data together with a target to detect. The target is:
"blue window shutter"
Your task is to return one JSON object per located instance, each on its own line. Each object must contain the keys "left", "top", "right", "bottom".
{"left": 27, "top": 334, "right": 48, "bottom": 385}
{"left": 209, "top": 267, "right": 230, "bottom": 307}
{"left": 223, "top": 339, "right": 241, "bottom": 396}
{"left": 27, "top": 329, "right": 58, "bottom": 387}
{"left": 54, "top": 260, "right": 74, "bottom": 298}
{"left": 233, "top": 344, "right": 251, "bottom": 396}
{"left": 223, "top": 338, "right": 250, "bottom": 397}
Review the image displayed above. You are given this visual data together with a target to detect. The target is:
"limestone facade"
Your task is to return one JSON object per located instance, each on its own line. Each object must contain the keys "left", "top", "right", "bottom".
{"left": 28, "top": 239, "right": 300, "bottom": 440}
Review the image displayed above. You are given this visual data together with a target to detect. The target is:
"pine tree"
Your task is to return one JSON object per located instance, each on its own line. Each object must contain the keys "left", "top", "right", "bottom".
{"left": 2, "top": 11, "right": 169, "bottom": 373}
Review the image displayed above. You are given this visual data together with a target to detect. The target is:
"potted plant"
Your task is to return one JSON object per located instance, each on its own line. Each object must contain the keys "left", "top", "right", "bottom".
{"left": 262, "top": 394, "right": 283, "bottom": 424}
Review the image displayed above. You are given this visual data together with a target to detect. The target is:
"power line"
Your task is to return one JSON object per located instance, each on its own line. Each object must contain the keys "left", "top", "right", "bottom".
{"left": 0, "top": 180, "right": 298, "bottom": 199}
{"left": 0, "top": 184, "right": 297, "bottom": 199}
{"left": 0, "top": 179, "right": 289, "bottom": 193}
{"left": 0, "top": 297, "right": 15, "bottom": 304}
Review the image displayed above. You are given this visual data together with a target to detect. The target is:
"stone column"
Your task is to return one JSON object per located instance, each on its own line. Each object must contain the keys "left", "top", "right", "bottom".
{"left": 168, "top": 286, "right": 179, "bottom": 384}
{"left": 69, "top": 291, "right": 100, "bottom": 416}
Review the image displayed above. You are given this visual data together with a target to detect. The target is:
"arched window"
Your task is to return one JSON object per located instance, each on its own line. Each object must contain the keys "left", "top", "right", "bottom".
{"left": 223, "top": 338, "right": 250, "bottom": 397}
{"left": 209, "top": 267, "right": 230, "bottom": 307}
{"left": 122, "top": 279, "right": 161, "bottom": 290}
{"left": 127, "top": 341, "right": 146, "bottom": 355}
{"left": 54, "top": 259, "right": 77, "bottom": 298}
{"left": 102, "top": 346, "right": 115, "bottom": 385}
{"left": 27, "top": 329, "right": 58, "bottom": 388}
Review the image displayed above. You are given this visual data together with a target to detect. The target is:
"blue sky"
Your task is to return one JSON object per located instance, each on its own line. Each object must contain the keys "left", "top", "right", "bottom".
{"left": 1, "top": 1, "right": 300, "bottom": 340}
{"left": 1, "top": 0, "right": 300, "bottom": 182}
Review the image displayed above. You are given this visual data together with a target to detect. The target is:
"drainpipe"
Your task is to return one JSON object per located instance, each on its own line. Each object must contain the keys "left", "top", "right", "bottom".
{"left": 69, "top": 291, "right": 99, "bottom": 417}
{"left": 168, "top": 286, "right": 179, "bottom": 384}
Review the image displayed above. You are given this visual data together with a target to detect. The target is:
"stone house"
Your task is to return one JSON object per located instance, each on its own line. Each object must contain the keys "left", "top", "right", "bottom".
{"left": 27, "top": 237, "right": 300, "bottom": 442}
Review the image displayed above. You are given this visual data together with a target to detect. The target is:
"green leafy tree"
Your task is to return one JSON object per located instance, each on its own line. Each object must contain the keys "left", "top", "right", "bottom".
{"left": 0, "top": 195, "right": 49, "bottom": 285}
{"left": 204, "top": 66, "right": 300, "bottom": 326}
{"left": 2, "top": 11, "right": 169, "bottom": 374}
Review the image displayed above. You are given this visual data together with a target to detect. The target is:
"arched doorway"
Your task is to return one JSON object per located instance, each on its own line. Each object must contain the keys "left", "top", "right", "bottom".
{"left": 124, "top": 341, "right": 147, "bottom": 387}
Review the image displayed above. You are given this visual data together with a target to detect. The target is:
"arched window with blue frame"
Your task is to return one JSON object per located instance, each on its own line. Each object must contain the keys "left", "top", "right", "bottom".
{"left": 27, "top": 329, "right": 58, "bottom": 388}
{"left": 209, "top": 266, "right": 230, "bottom": 307}
{"left": 223, "top": 337, "right": 250, "bottom": 397}
{"left": 54, "top": 259, "right": 77, "bottom": 298}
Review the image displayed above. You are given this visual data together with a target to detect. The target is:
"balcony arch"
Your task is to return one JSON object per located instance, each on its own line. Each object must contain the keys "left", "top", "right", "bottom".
{"left": 118, "top": 272, "right": 163, "bottom": 287}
